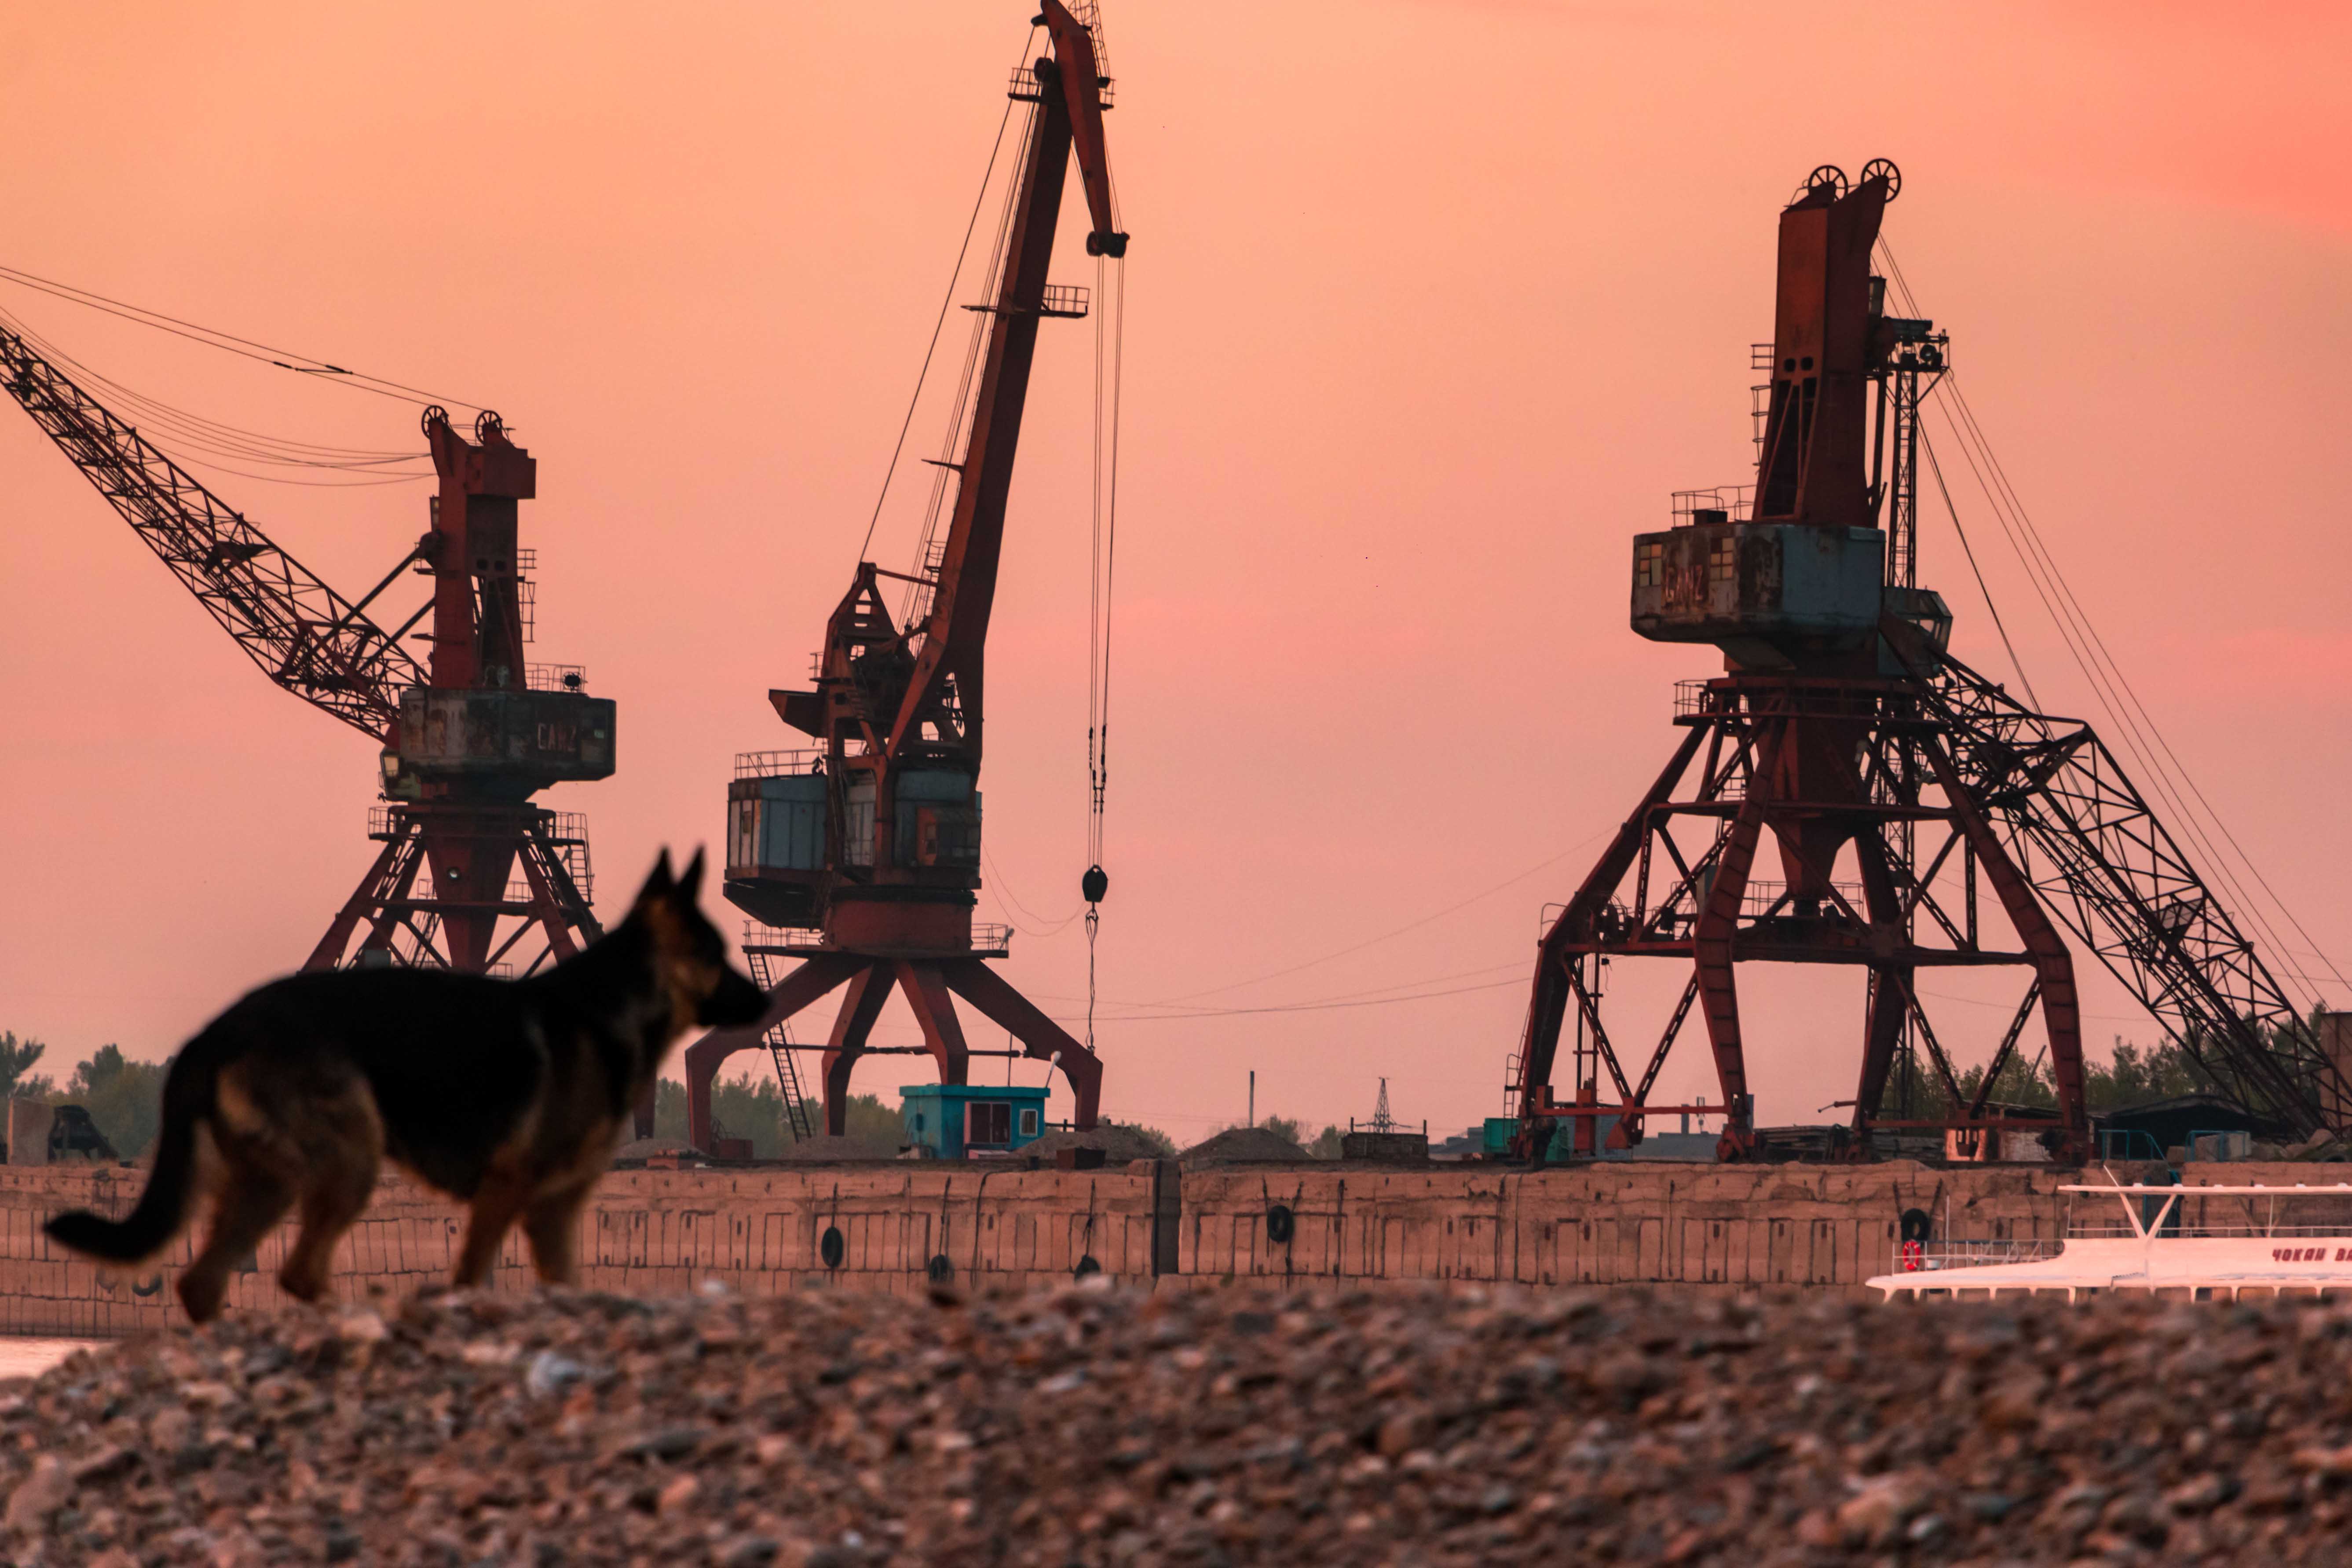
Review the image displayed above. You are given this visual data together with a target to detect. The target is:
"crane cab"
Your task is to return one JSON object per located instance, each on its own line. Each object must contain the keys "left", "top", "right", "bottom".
{"left": 725, "top": 751, "right": 829, "bottom": 928}
{"left": 1631, "top": 519, "right": 1886, "bottom": 669}
{"left": 384, "top": 685, "right": 615, "bottom": 798}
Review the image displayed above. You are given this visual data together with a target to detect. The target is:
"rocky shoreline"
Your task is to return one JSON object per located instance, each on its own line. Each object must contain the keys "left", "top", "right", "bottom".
{"left": 4, "top": 1282, "right": 2351, "bottom": 1564}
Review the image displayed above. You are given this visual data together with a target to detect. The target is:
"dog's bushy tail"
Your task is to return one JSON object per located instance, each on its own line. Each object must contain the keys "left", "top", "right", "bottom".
{"left": 44, "top": 1037, "right": 215, "bottom": 1264}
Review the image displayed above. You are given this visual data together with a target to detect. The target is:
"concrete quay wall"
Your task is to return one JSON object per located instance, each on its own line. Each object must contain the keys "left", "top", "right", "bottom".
{"left": 0, "top": 1157, "right": 2295, "bottom": 1338}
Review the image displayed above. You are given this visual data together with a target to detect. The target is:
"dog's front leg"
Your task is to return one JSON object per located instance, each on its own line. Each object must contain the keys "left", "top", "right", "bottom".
{"left": 523, "top": 1179, "right": 595, "bottom": 1285}
{"left": 453, "top": 1174, "right": 533, "bottom": 1288}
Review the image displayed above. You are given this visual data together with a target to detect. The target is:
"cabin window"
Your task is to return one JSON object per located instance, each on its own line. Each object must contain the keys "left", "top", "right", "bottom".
{"left": 1635, "top": 541, "right": 1663, "bottom": 587}
{"left": 728, "top": 800, "right": 759, "bottom": 870}
{"left": 968, "top": 1101, "right": 1012, "bottom": 1146}
{"left": 1019, "top": 1108, "right": 1039, "bottom": 1137}
{"left": 1708, "top": 537, "right": 1736, "bottom": 582}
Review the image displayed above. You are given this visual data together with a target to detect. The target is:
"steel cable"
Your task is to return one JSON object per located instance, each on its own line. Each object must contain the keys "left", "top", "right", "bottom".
{"left": 1880, "top": 239, "right": 2344, "bottom": 1005}
{"left": 0, "top": 307, "right": 438, "bottom": 490}
{"left": 1928, "top": 386, "right": 2324, "bottom": 1006}
{"left": 0, "top": 263, "right": 482, "bottom": 412}
{"left": 852, "top": 40, "right": 1029, "bottom": 571}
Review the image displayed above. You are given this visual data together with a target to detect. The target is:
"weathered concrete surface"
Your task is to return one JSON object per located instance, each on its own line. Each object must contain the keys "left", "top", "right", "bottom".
{"left": 0, "top": 1156, "right": 2319, "bottom": 1336}
{"left": 0, "top": 1161, "right": 1160, "bottom": 1338}
{"left": 1172, "top": 1159, "right": 2070, "bottom": 1290}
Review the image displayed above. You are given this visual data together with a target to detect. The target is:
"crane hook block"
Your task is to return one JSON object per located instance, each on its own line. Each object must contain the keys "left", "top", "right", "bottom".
{"left": 1086, "top": 232, "right": 1130, "bottom": 258}
{"left": 1081, "top": 864, "right": 1108, "bottom": 904}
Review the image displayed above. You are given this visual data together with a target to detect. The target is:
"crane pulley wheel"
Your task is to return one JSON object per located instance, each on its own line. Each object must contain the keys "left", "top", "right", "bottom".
{"left": 1859, "top": 158, "right": 1902, "bottom": 201}
{"left": 474, "top": 409, "right": 504, "bottom": 442}
{"left": 1797, "top": 164, "right": 1849, "bottom": 203}
{"left": 419, "top": 403, "right": 449, "bottom": 436}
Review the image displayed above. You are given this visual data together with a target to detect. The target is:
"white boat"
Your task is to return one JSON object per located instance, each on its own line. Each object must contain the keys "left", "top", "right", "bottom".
{"left": 1869, "top": 1181, "right": 2352, "bottom": 1302}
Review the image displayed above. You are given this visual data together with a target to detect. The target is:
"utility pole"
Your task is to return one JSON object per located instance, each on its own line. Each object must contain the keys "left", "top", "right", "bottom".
{"left": 1248, "top": 1071, "right": 1255, "bottom": 1129}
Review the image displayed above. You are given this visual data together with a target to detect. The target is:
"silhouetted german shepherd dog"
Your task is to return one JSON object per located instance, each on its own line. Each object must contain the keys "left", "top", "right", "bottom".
{"left": 46, "top": 849, "right": 765, "bottom": 1323}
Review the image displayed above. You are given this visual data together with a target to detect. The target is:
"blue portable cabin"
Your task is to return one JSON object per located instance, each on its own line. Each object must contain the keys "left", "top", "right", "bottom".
{"left": 902, "top": 1084, "right": 1050, "bottom": 1159}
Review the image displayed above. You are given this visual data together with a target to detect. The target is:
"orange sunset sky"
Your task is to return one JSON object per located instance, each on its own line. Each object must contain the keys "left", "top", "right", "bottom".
{"left": 1, "top": 1, "right": 2346, "bottom": 1143}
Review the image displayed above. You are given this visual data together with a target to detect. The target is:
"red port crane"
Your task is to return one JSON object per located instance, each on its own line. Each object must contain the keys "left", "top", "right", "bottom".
{"left": 1, "top": 325, "right": 617, "bottom": 990}
{"left": 684, "top": 0, "right": 1127, "bottom": 1151}
{"left": 1511, "top": 164, "right": 2348, "bottom": 1164}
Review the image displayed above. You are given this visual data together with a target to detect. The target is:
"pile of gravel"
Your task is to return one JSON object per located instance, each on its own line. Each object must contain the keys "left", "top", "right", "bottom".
{"left": 1021, "top": 1124, "right": 1171, "bottom": 1165}
{"left": 10, "top": 1284, "right": 2352, "bottom": 1564}
{"left": 1181, "top": 1125, "right": 1308, "bottom": 1165}
{"left": 611, "top": 1139, "right": 704, "bottom": 1166}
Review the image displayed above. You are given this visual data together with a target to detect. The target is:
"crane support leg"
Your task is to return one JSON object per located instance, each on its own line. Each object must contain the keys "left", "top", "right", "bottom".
{"left": 817, "top": 964, "right": 896, "bottom": 1137}
{"left": 1513, "top": 724, "right": 1707, "bottom": 1144}
{"left": 1692, "top": 790, "right": 1769, "bottom": 1160}
{"left": 894, "top": 962, "right": 973, "bottom": 1100}
{"left": 307, "top": 831, "right": 409, "bottom": 972}
{"left": 516, "top": 827, "right": 590, "bottom": 969}
{"left": 1691, "top": 726, "right": 1785, "bottom": 1159}
{"left": 1921, "top": 736, "right": 2090, "bottom": 1155}
{"left": 1850, "top": 830, "right": 1912, "bottom": 1140}
{"left": 942, "top": 959, "right": 1103, "bottom": 1130}
{"left": 684, "top": 951, "right": 865, "bottom": 1150}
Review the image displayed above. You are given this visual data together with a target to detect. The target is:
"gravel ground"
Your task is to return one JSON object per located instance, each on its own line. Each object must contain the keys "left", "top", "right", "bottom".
{"left": 7, "top": 1283, "right": 2352, "bottom": 1565}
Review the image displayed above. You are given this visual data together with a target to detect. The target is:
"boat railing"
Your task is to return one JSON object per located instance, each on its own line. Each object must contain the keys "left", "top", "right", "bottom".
{"left": 2066, "top": 1182, "right": 2352, "bottom": 1239}
{"left": 2073, "top": 1221, "right": 2352, "bottom": 1239}
{"left": 1898, "top": 1238, "right": 2064, "bottom": 1272}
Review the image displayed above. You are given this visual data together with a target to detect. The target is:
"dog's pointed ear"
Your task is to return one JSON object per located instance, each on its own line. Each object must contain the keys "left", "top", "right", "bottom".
{"left": 634, "top": 850, "right": 675, "bottom": 909}
{"left": 677, "top": 848, "right": 706, "bottom": 902}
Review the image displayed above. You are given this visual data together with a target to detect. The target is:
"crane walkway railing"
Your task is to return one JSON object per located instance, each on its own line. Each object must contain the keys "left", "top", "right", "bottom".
{"left": 1669, "top": 485, "right": 1754, "bottom": 526}
{"left": 735, "top": 749, "right": 826, "bottom": 781}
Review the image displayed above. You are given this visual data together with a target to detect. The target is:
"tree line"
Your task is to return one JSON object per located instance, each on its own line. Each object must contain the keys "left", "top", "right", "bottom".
{"left": 0, "top": 1032, "right": 171, "bottom": 1160}
{"left": 3, "top": 1027, "right": 2288, "bottom": 1169}
{"left": 1903, "top": 1017, "right": 2335, "bottom": 1122}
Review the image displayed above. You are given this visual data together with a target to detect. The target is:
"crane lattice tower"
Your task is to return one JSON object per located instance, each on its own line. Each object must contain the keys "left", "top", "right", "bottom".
{"left": 1511, "top": 163, "right": 2346, "bottom": 1164}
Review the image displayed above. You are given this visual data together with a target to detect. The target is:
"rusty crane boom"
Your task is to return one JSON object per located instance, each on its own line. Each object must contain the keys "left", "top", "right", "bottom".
{"left": 1, "top": 317, "right": 616, "bottom": 995}
{"left": 684, "top": 0, "right": 1128, "bottom": 1151}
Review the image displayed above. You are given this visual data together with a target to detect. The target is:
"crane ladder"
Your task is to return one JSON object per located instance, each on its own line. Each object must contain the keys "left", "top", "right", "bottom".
{"left": 741, "top": 948, "right": 816, "bottom": 1143}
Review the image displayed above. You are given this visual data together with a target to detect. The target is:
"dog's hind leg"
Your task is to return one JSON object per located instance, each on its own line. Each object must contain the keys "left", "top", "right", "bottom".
{"left": 452, "top": 1173, "right": 534, "bottom": 1289}
{"left": 279, "top": 1089, "right": 383, "bottom": 1304}
{"left": 177, "top": 1166, "right": 294, "bottom": 1325}
{"left": 522, "top": 1179, "right": 595, "bottom": 1285}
